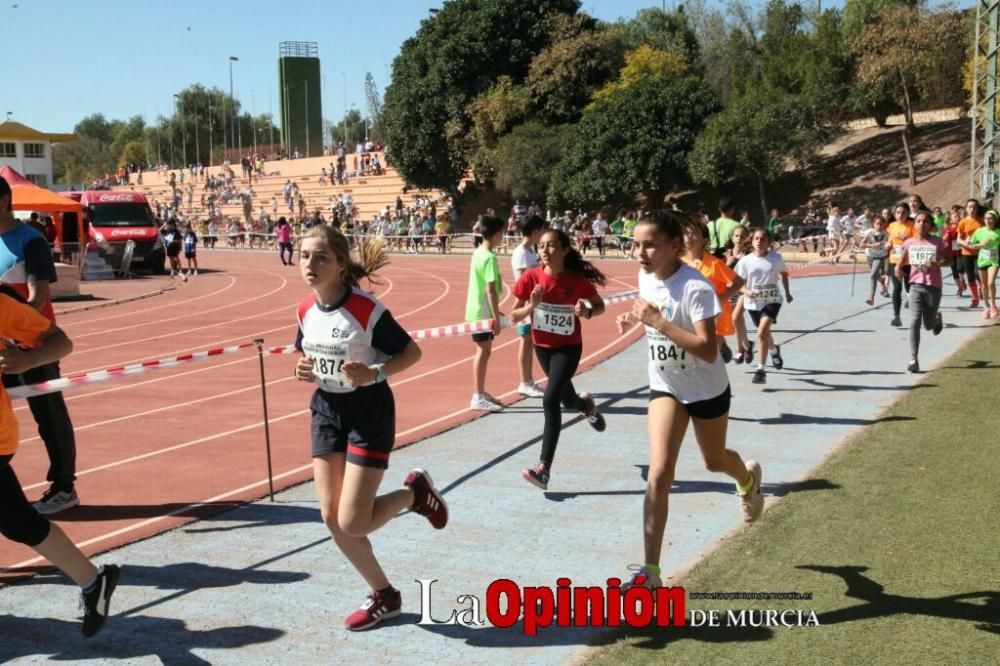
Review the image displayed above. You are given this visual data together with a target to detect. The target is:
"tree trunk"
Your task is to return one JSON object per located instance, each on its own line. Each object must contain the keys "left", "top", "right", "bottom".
{"left": 900, "top": 128, "right": 916, "bottom": 187}
{"left": 898, "top": 66, "right": 915, "bottom": 131}
{"left": 897, "top": 66, "right": 917, "bottom": 186}
{"left": 755, "top": 171, "right": 769, "bottom": 225}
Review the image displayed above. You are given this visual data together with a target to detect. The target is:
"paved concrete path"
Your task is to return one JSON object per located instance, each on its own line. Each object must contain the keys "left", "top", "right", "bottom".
{"left": 2, "top": 273, "right": 993, "bottom": 665}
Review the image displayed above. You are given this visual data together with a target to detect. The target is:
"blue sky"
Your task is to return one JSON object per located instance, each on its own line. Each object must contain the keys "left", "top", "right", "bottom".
{"left": 3, "top": 0, "right": 859, "bottom": 133}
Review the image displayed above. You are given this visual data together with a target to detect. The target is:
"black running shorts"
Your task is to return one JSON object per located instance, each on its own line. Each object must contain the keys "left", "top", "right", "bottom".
{"left": 310, "top": 382, "right": 395, "bottom": 469}
{"left": 650, "top": 384, "right": 731, "bottom": 420}
{"left": 748, "top": 303, "right": 781, "bottom": 327}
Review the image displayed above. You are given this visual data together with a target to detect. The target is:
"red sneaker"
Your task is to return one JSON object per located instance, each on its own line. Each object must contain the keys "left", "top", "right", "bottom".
{"left": 404, "top": 469, "right": 448, "bottom": 529}
{"left": 344, "top": 588, "right": 401, "bottom": 631}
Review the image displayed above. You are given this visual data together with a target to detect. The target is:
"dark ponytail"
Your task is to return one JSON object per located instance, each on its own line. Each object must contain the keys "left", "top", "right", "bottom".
{"left": 545, "top": 229, "right": 607, "bottom": 286}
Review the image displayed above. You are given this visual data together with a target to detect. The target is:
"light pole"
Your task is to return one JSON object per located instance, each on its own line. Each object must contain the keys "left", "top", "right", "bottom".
{"left": 175, "top": 94, "right": 187, "bottom": 168}
{"left": 252, "top": 89, "right": 258, "bottom": 157}
{"left": 171, "top": 97, "right": 177, "bottom": 168}
{"left": 208, "top": 98, "right": 214, "bottom": 167}
{"left": 341, "top": 72, "right": 347, "bottom": 149}
{"left": 229, "top": 55, "right": 239, "bottom": 162}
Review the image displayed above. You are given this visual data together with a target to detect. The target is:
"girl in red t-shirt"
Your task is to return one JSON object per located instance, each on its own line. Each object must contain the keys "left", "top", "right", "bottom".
{"left": 941, "top": 208, "right": 965, "bottom": 296}
{"left": 511, "top": 229, "right": 608, "bottom": 490}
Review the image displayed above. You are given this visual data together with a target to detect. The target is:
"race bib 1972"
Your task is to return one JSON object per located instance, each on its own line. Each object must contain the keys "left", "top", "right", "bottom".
{"left": 909, "top": 247, "right": 936, "bottom": 267}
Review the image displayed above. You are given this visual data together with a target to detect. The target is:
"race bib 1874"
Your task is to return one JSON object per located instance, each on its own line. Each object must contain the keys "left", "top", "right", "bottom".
{"left": 304, "top": 341, "right": 349, "bottom": 388}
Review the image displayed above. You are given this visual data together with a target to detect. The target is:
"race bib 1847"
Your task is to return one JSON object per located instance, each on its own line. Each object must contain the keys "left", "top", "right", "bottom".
{"left": 648, "top": 333, "right": 693, "bottom": 371}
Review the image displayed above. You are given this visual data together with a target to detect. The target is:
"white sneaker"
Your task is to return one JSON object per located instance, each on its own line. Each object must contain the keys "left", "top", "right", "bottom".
{"left": 470, "top": 396, "right": 504, "bottom": 412}
{"left": 517, "top": 382, "right": 544, "bottom": 398}
{"left": 181, "top": 272, "right": 188, "bottom": 282}
{"left": 622, "top": 564, "right": 663, "bottom": 590}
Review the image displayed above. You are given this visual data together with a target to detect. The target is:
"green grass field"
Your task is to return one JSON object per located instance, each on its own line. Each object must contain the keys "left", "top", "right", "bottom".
{"left": 587, "top": 325, "right": 1000, "bottom": 666}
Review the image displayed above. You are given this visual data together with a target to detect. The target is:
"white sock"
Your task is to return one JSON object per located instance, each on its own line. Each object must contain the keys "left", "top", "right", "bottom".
{"left": 757, "top": 363, "right": 765, "bottom": 370}
{"left": 473, "top": 393, "right": 484, "bottom": 401}
{"left": 81, "top": 566, "right": 102, "bottom": 591}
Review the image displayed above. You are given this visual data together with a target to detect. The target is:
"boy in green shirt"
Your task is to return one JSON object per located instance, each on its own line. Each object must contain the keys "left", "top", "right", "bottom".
{"left": 466, "top": 215, "right": 506, "bottom": 411}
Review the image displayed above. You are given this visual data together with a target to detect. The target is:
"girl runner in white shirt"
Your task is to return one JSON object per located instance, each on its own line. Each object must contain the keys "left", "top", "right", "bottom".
{"left": 295, "top": 227, "right": 447, "bottom": 631}
{"left": 735, "top": 230, "right": 793, "bottom": 384}
{"left": 616, "top": 210, "right": 763, "bottom": 590}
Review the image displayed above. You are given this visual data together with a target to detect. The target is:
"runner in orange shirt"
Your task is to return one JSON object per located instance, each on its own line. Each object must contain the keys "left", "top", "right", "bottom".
{"left": 683, "top": 220, "right": 744, "bottom": 363}
{"left": 956, "top": 198, "right": 983, "bottom": 309}
{"left": 886, "top": 203, "right": 915, "bottom": 327}
{"left": 0, "top": 296, "right": 119, "bottom": 637}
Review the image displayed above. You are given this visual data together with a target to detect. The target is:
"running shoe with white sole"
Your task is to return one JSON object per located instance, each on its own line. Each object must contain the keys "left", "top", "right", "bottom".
{"left": 34, "top": 487, "right": 80, "bottom": 515}
{"left": 344, "top": 588, "right": 402, "bottom": 631}
{"left": 404, "top": 469, "right": 448, "bottom": 529}
{"left": 771, "top": 345, "right": 783, "bottom": 370}
{"left": 622, "top": 564, "right": 663, "bottom": 590}
{"left": 80, "top": 564, "right": 120, "bottom": 638}
{"left": 580, "top": 392, "right": 606, "bottom": 432}
{"left": 751, "top": 369, "right": 767, "bottom": 385}
{"left": 739, "top": 461, "right": 764, "bottom": 523}
{"left": 470, "top": 396, "right": 504, "bottom": 412}
{"left": 517, "top": 382, "right": 545, "bottom": 398}
{"left": 522, "top": 463, "right": 550, "bottom": 490}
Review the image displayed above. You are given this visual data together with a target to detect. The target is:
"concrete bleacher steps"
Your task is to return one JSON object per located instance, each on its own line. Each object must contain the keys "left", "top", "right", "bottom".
{"left": 134, "top": 154, "right": 444, "bottom": 223}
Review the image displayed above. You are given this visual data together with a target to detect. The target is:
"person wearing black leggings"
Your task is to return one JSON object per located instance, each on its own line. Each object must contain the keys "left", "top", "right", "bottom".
{"left": 886, "top": 204, "right": 914, "bottom": 327}
{"left": 511, "top": 229, "right": 608, "bottom": 490}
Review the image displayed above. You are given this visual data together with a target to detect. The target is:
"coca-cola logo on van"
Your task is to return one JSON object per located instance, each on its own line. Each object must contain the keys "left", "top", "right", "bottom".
{"left": 97, "top": 193, "right": 141, "bottom": 203}
{"left": 109, "top": 229, "right": 150, "bottom": 238}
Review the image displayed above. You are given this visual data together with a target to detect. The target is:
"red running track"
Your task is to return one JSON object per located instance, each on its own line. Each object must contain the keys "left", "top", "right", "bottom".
{"left": 0, "top": 251, "right": 645, "bottom": 581}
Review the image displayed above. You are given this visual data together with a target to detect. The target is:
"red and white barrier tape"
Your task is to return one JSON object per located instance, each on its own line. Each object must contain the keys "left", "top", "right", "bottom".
{"left": 7, "top": 287, "right": 641, "bottom": 399}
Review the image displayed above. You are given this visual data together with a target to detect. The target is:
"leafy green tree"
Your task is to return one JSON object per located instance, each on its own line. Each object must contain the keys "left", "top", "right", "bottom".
{"left": 689, "top": 88, "right": 838, "bottom": 220}
{"left": 492, "top": 121, "right": 567, "bottom": 202}
{"left": 382, "top": 0, "right": 579, "bottom": 194}
{"left": 549, "top": 76, "right": 718, "bottom": 207}
{"left": 526, "top": 16, "right": 626, "bottom": 123}
{"left": 464, "top": 77, "right": 533, "bottom": 175}
{"left": 329, "top": 109, "right": 364, "bottom": 147}
{"left": 851, "top": 4, "right": 967, "bottom": 183}
{"left": 591, "top": 44, "right": 689, "bottom": 105}
{"left": 617, "top": 6, "right": 701, "bottom": 71}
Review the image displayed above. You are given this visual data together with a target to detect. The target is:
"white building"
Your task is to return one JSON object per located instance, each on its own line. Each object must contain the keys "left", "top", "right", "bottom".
{"left": 0, "top": 120, "right": 77, "bottom": 188}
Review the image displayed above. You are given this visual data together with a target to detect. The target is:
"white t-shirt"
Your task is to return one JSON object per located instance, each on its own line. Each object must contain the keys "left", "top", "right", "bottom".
{"left": 856, "top": 214, "right": 871, "bottom": 231}
{"left": 735, "top": 251, "right": 787, "bottom": 311}
{"left": 591, "top": 218, "right": 609, "bottom": 236}
{"left": 511, "top": 243, "right": 540, "bottom": 281}
{"left": 638, "top": 266, "right": 729, "bottom": 403}
{"left": 862, "top": 229, "right": 888, "bottom": 258}
{"left": 826, "top": 215, "right": 840, "bottom": 235}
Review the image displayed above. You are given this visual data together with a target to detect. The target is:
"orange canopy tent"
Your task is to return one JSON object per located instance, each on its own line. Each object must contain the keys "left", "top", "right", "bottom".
{"left": 0, "top": 165, "right": 84, "bottom": 255}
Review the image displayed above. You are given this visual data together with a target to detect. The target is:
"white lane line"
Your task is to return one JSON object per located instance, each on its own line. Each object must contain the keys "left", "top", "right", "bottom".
{"left": 5, "top": 323, "right": 642, "bottom": 568}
